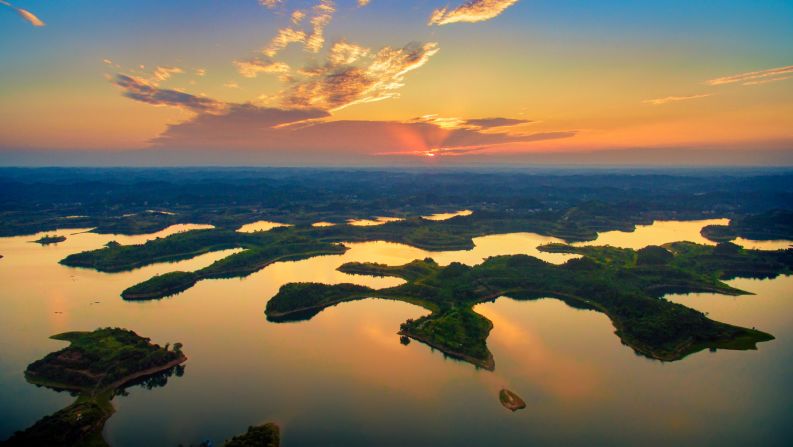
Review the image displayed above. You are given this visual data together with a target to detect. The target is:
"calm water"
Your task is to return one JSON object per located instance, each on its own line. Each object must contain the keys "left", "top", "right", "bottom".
{"left": 0, "top": 220, "right": 791, "bottom": 446}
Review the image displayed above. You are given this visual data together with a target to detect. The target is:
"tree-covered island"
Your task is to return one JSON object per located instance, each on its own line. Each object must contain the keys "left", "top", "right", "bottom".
{"left": 1, "top": 328, "right": 186, "bottom": 447}
{"left": 265, "top": 242, "right": 791, "bottom": 370}
{"left": 61, "top": 209, "right": 691, "bottom": 300}
{"left": 33, "top": 234, "right": 66, "bottom": 245}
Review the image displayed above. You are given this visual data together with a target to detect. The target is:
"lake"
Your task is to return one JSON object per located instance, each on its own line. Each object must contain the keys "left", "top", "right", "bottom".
{"left": 0, "top": 220, "right": 791, "bottom": 446}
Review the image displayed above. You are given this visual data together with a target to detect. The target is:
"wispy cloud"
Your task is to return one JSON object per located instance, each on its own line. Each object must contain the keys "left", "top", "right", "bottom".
{"left": 234, "top": 58, "right": 290, "bottom": 78}
{"left": 411, "top": 115, "right": 531, "bottom": 130}
{"left": 279, "top": 41, "right": 439, "bottom": 111}
{"left": 151, "top": 66, "right": 184, "bottom": 83}
{"left": 259, "top": 0, "right": 283, "bottom": 9}
{"left": 291, "top": 10, "right": 306, "bottom": 25}
{"left": 463, "top": 117, "right": 531, "bottom": 128}
{"left": 358, "top": 0, "right": 371, "bottom": 6}
{"left": 328, "top": 41, "right": 370, "bottom": 65}
{"left": 706, "top": 65, "right": 793, "bottom": 86}
{"left": 264, "top": 27, "right": 307, "bottom": 58}
{"left": 113, "top": 74, "right": 227, "bottom": 114}
{"left": 261, "top": 1, "right": 336, "bottom": 56}
{"left": 643, "top": 94, "right": 711, "bottom": 106}
{"left": 429, "top": 0, "right": 518, "bottom": 26}
{"left": 305, "top": 0, "right": 335, "bottom": 53}
{"left": 742, "top": 76, "right": 791, "bottom": 86}
{"left": 0, "top": 0, "right": 44, "bottom": 27}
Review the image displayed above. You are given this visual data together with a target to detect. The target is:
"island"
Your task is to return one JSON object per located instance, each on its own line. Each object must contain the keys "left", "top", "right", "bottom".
{"left": 702, "top": 210, "right": 793, "bottom": 242}
{"left": 223, "top": 423, "right": 280, "bottom": 447}
{"left": 2, "top": 328, "right": 186, "bottom": 447}
{"left": 33, "top": 234, "right": 66, "bottom": 245}
{"left": 59, "top": 228, "right": 348, "bottom": 300}
{"left": 62, "top": 206, "right": 656, "bottom": 300}
{"left": 265, "top": 242, "right": 792, "bottom": 370}
{"left": 499, "top": 389, "right": 526, "bottom": 412}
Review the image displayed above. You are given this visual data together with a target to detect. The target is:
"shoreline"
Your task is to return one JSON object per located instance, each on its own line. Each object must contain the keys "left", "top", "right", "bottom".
{"left": 398, "top": 327, "right": 495, "bottom": 371}
{"left": 25, "top": 353, "right": 188, "bottom": 395}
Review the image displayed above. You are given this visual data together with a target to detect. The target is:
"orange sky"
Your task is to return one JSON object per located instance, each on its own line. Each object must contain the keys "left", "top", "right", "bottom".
{"left": 0, "top": 1, "right": 791, "bottom": 164}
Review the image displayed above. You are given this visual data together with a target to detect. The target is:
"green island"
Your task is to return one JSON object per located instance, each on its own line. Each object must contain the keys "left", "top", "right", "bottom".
{"left": 499, "top": 389, "right": 526, "bottom": 412}
{"left": 33, "top": 234, "right": 66, "bottom": 245}
{"left": 702, "top": 210, "right": 793, "bottom": 243}
{"left": 265, "top": 242, "right": 792, "bottom": 370}
{"left": 61, "top": 208, "right": 669, "bottom": 300}
{"left": 58, "top": 228, "right": 347, "bottom": 299}
{"left": 2, "top": 328, "right": 186, "bottom": 447}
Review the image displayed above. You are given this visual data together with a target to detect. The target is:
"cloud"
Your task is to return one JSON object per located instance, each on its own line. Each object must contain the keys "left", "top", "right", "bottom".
{"left": 113, "top": 74, "right": 227, "bottom": 114}
{"left": 463, "top": 117, "right": 531, "bottom": 128}
{"left": 0, "top": 0, "right": 44, "bottom": 26}
{"left": 743, "top": 76, "right": 791, "bottom": 86}
{"left": 150, "top": 105, "right": 574, "bottom": 159}
{"left": 411, "top": 115, "right": 531, "bottom": 130}
{"left": 328, "top": 41, "right": 370, "bottom": 65}
{"left": 358, "top": 0, "right": 371, "bottom": 6}
{"left": 643, "top": 94, "right": 711, "bottom": 106}
{"left": 261, "top": 1, "right": 336, "bottom": 56}
{"left": 263, "top": 27, "right": 307, "bottom": 57}
{"left": 306, "top": 0, "right": 335, "bottom": 53}
{"left": 291, "top": 10, "right": 306, "bottom": 25}
{"left": 195, "top": 68, "right": 207, "bottom": 77}
{"left": 706, "top": 65, "right": 793, "bottom": 86}
{"left": 151, "top": 66, "right": 184, "bottom": 83}
{"left": 234, "top": 58, "right": 290, "bottom": 78}
{"left": 429, "top": 0, "right": 518, "bottom": 26}
{"left": 259, "top": 0, "right": 282, "bottom": 9}
{"left": 280, "top": 41, "right": 439, "bottom": 110}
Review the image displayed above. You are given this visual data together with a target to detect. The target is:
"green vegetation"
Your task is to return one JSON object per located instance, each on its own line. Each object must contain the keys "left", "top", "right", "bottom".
{"left": 122, "top": 271, "right": 198, "bottom": 300}
{"left": 499, "top": 389, "right": 526, "bottom": 412}
{"left": 26, "top": 328, "right": 185, "bottom": 390}
{"left": 702, "top": 210, "right": 793, "bottom": 242}
{"left": 223, "top": 423, "right": 280, "bottom": 447}
{"left": 33, "top": 234, "right": 66, "bottom": 245}
{"left": 3, "top": 328, "right": 186, "bottom": 447}
{"left": 60, "top": 208, "right": 653, "bottom": 300}
{"left": 266, "top": 283, "right": 375, "bottom": 320}
{"left": 60, "top": 229, "right": 246, "bottom": 272}
{"left": 0, "top": 396, "right": 113, "bottom": 447}
{"left": 265, "top": 243, "right": 791, "bottom": 370}
{"left": 113, "top": 232, "right": 348, "bottom": 300}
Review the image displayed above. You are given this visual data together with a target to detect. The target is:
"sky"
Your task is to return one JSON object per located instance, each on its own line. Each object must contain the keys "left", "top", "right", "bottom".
{"left": 1, "top": 0, "right": 792, "bottom": 166}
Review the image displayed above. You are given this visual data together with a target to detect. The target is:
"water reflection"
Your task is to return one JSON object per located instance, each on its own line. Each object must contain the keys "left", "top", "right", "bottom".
{"left": 0, "top": 220, "right": 791, "bottom": 446}
{"left": 422, "top": 210, "right": 473, "bottom": 221}
{"left": 574, "top": 219, "right": 728, "bottom": 249}
{"left": 346, "top": 217, "right": 403, "bottom": 226}
{"left": 733, "top": 238, "right": 792, "bottom": 251}
{"left": 237, "top": 221, "right": 290, "bottom": 233}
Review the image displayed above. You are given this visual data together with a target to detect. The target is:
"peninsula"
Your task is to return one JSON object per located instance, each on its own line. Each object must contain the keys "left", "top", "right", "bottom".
{"left": 265, "top": 242, "right": 791, "bottom": 369}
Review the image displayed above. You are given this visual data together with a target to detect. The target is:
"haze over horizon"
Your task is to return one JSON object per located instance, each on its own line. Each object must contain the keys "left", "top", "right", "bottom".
{"left": 1, "top": 0, "right": 792, "bottom": 166}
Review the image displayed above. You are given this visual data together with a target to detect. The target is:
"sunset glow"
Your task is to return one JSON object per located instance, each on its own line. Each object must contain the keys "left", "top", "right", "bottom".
{"left": 1, "top": 1, "right": 791, "bottom": 165}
